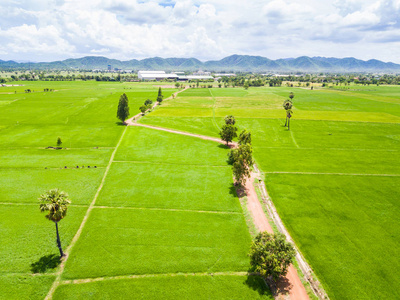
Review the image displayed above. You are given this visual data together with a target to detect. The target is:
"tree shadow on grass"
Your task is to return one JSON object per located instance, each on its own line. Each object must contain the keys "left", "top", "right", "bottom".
{"left": 244, "top": 274, "right": 272, "bottom": 296}
{"left": 217, "top": 143, "right": 230, "bottom": 150}
{"left": 30, "top": 254, "right": 61, "bottom": 273}
{"left": 115, "top": 121, "right": 127, "bottom": 126}
{"left": 230, "top": 182, "right": 247, "bottom": 199}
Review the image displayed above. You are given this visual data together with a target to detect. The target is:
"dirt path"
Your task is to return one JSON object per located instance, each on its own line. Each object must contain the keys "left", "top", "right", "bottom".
{"left": 244, "top": 173, "right": 309, "bottom": 300}
{"left": 130, "top": 123, "right": 230, "bottom": 144}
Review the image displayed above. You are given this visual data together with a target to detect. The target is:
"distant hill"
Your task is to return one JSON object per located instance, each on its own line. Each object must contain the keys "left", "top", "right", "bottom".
{"left": 1, "top": 55, "right": 399, "bottom": 72}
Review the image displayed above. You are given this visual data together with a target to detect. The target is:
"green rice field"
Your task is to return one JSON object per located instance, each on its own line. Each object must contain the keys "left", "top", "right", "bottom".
{"left": 0, "top": 81, "right": 271, "bottom": 299}
{"left": 1, "top": 80, "right": 399, "bottom": 299}
{"left": 140, "top": 84, "right": 400, "bottom": 299}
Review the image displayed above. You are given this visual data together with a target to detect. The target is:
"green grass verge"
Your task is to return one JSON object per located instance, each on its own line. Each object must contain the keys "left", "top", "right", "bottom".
{"left": 53, "top": 275, "right": 273, "bottom": 299}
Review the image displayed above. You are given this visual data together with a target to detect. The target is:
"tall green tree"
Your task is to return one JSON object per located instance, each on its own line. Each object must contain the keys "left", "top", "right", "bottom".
{"left": 224, "top": 115, "right": 236, "bottom": 125}
{"left": 219, "top": 124, "right": 237, "bottom": 146}
{"left": 117, "top": 93, "right": 130, "bottom": 123}
{"left": 157, "top": 87, "right": 163, "bottom": 104}
{"left": 39, "top": 189, "right": 71, "bottom": 258}
{"left": 230, "top": 144, "right": 254, "bottom": 186}
{"left": 249, "top": 232, "right": 295, "bottom": 282}
{"left": 282, "top": 99, "right": 293, "bottom": 127}
{"left": 238, "top": 129, "right": 251, "bottom": 145}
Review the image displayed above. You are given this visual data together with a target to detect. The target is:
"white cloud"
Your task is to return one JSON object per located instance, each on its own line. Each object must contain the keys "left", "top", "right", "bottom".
{"left": 0, "top": 24, "right": 75, "bottom": 56}
{"left": 0, "top": 0, "right": 400, "bottom": 63}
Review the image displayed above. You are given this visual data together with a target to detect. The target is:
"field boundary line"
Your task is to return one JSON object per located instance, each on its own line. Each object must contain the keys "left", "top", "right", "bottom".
{"left": 92, "top": 205, "right": 242, "bottom": 215}
{"left": 290, "top": 131, "right": 300, "bottom": 148}
{"left": 266, "top": 171, "right": 400, "bottom": 177}
{"left": 44, "top": 126, "right": 128, "bottom": 300}
{"left": 209, "top": 88, "right": 221, "bottom": 132}
{"left": 60, "top": 271, "right": 249, "bottom": 285}
{"left": 254, "top": 146, "right": 399, "bottom": 152}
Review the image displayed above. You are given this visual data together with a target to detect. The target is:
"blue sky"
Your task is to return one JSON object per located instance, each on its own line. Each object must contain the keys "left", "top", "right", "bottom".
{"left": 1, "top": 0, "right": 400, "bottom": 63}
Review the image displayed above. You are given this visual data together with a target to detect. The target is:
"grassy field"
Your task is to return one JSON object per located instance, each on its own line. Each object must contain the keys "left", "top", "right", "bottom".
{"left": 3, "top": 80, "right": 399, "bottom": 299}
{"left": 0, "top": 81, "right": 270, "bottom": 299}
{"left": 140, "top": 85, "right": 400, "bottom": 299}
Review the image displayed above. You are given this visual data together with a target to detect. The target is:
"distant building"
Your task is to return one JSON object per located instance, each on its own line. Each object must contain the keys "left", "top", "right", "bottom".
{"left": 107, "top": 65, "right": 112, "bottom": 71}
{"left": 138, "top": 70, "right": 214, "bottom": 81}
{"left": 138, "top": 71, "right": 179, "bottom": 81}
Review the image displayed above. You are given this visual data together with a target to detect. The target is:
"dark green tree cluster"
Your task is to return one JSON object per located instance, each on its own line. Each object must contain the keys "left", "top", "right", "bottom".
{"left": 228, "top": 128, "right": 254, "bottom": 186}
{"left": 249, "top": 232, "right": 295, "bottom": 282}
{"left": 220, "top": 115, "right": 237, "bottom": 145}
{"left": 231, "top": 144, "right": 254, "bottom": 186}
{"left": 220, "top": 115, "right": 254, "bottom": 186}
{"left": 140, "top": 99, "right": 153, "bottom": 115}
{"left": 117, "top": 93, "right": 130, "bottom": 123}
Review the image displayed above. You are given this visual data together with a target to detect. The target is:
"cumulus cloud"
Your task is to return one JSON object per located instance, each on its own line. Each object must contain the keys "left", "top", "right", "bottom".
{"left": 0, "top": 0, "right": 400, "bottom": 63}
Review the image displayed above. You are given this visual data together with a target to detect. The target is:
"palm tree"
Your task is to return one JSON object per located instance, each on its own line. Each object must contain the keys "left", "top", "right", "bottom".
{"left": 282, "top": 99, "right": 293, "bottom": 127}
{"left": 39, "top": 189, "right": 71, "bottom": 258}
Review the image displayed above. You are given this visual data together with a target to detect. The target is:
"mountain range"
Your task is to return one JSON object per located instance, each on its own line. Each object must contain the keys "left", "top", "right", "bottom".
{"left": 1, "top": 55, "right": 399, "bottom": 73}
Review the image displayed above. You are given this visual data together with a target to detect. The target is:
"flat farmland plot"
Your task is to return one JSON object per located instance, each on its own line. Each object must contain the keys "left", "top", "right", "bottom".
{"left": 265, "top": 174, "right": 400, "bottom": 299}
{"left": 62, "top": 208, "right": 251, "bottom": 279}
{"left": 0, "top": 81, "right": 270, "bottom": 298}
{"left": 0, "top": 148, "right": 113, "bottom": 168}
{"left": 140, "top": 116, "right": 220, "bottom": 137}
{"left": 96, "top": 163, "right": 241, "bottom": 212}
{"left": 0, "top": 274, "right": 55, "bottom": 300}
{"left": 0, "top": 168, "right": 104, "bottom": 205}
{"left": 53, "top": 275, "right": 272, "bottom": 300}
{"left": 0, "top": 205, "right": 87, "bottom": 299}
{"left": 0, "top": 205, "right": 87, "bottom": 274}
{"left": 115, "top": 126, "right": 230, "bottom": 166}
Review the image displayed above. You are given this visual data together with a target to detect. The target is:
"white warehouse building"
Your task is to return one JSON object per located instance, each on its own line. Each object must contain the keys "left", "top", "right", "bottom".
{"left": 138, "top": 71, "right": 179, "bottom": 81}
